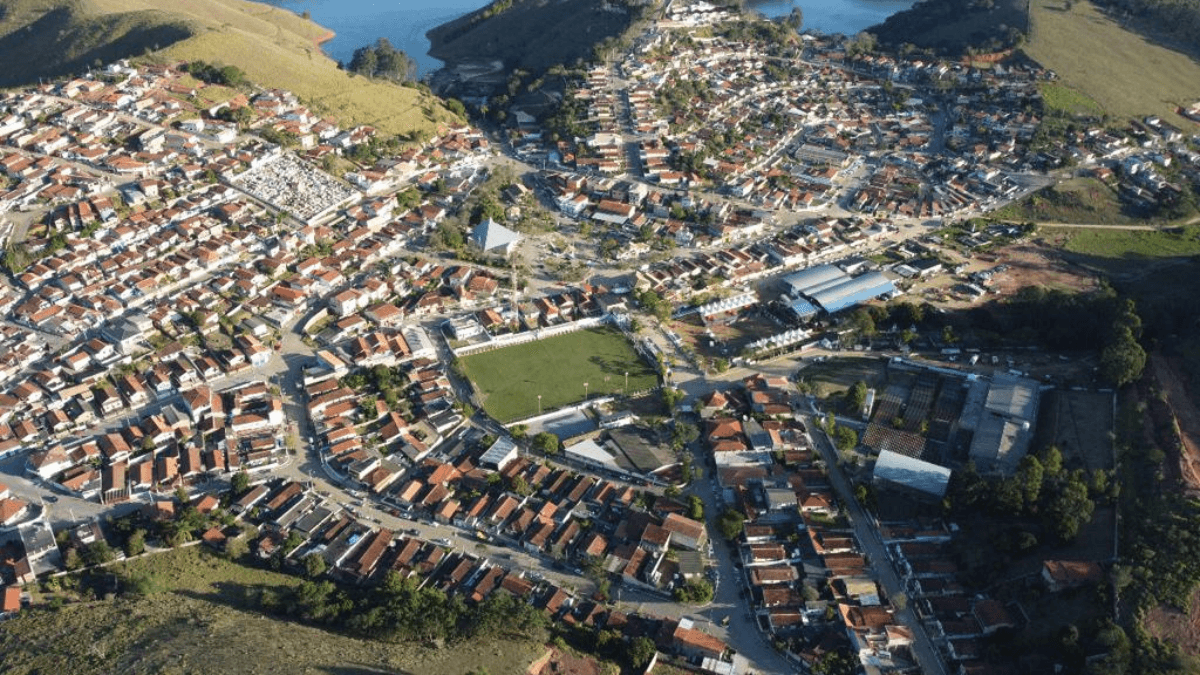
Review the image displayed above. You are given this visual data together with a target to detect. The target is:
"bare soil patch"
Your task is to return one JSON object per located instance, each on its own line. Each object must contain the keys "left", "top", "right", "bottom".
{"left": 527, "top": 647, "right": 610, "bottom": 675}
{"left": 1145, "top": 587, "right": 1200, "bottom": 658}
{"left": 1149, "top": 354, "right": 1200, "bottom": 493}
{"left": 988, "top": 243, "right": 1101, "bottom": 298}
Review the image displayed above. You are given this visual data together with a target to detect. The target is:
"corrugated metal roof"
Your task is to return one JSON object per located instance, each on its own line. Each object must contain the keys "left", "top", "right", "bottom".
{"left": 784, "top": 298, "right": 818, "bottom": 320}
{"left": 873, "top": 449, "right": 952, "bottom": 498}
{"left": 809, "top": 271, "right": 895, "bottom": 314}
{"left": 969, "top": 414, "right": 1030, "bottom": 475}
{"left": 984, "top": 372, "right": 1038, "bottom": 421}
{"left": 782, "top": 264, "right": 849, "bottom": 296}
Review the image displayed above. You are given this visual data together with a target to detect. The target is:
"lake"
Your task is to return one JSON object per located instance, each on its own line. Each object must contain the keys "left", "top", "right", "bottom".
{"left": 254, "top": 0, "right": 917, "bottom": 77}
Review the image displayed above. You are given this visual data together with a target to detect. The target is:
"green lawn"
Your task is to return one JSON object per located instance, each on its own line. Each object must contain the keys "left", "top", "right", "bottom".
{"left": 462, "top": 327, "right": 658, "bottom": 422}
{"left": 1024, "top": 0, "right": 1200, "bottom": 127}
{"left": 1060, "top": 224, "right": 1200, "bottom": 259}
{"left": 1038, "top": 82, "right": 1104, "bottom": 117}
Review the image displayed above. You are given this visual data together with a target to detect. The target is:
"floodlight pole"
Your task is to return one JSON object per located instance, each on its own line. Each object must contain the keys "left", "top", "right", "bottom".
{"left": 537, "top": 394, "right": 542, "bottom": 415}
{"left": 625, "top": 371, "right": 629, "bottom": 394}
{"left": 584, "top": 382, "right": 589, "bottom": 401}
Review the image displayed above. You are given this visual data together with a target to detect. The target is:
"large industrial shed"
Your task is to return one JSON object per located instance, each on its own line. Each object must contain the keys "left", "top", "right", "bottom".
{"left": 809, "top": 271, "right": 896, "bottom": 314}
{"left": 780, "top": 264, "right": 897, "bottom": 317}
{"left": 969, "top": 372, "right": 1040, "bottom": 475}
{"left": 782, "top": 265, "right": 849, "bottom": 297}
{"left": 873, "top": 449, "right": 952, "bottom": 501}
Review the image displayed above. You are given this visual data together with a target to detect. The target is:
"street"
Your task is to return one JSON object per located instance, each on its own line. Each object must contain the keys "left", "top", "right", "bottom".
{"left": 805, "top": 409, "right": 949, "bottom": 675}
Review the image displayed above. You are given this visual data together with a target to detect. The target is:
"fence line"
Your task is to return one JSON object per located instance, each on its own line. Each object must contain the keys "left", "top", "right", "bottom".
{"left": 452, "top": 316, "right": 610, "bottom": 357}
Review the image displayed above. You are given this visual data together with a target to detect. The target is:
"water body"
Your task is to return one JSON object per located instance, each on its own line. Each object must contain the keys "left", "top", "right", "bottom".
{"left": 254, "top": 0, "right": 488, "bottom": 76}
{"left": 749, "top": 0, "right": 917, "bottom": 36}
{"left": 254, "top": 0, "right": 918, "bottom": 77}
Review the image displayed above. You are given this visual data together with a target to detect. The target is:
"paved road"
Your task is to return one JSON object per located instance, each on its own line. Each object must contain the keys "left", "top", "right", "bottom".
{"left": 804, "top": 410, "right": 949, "bottom": 675}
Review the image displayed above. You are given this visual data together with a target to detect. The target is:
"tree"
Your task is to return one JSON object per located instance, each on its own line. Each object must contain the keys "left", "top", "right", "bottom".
{"left": 1099, "top": 325, "right": 1145, "bottom": 387}
{"left": 224, "top": 534, "right": 248, "bottom": 560}
{"left": 717, "top": 508, "right": 745, "bottom": 540}
{"left": 510, "top": 475, "right": 533, "bottom": 497}
{"left": 785, "top": 7, "right": 804, "bottom": 30}
{"left": 1016, "top": 455, "right": 1044, "bottom": 510}
{"left": 231, "top": 471, "right": 250, "bottom": 496}
{"left": 846, "top": 308, "right": 876, "bottom": 340}
{"left": 83, "top": 540, "right": 116, "bottom": 567}
{"left": 125, "top": 529, "right": 146, "bottom": 557}
{"left": 833, "top": 426, "right": 858, "bottom": 454}
{"left": 672, "top": 421, "right": 700, "bottom": 449}
{"left": 629, "top": 636, "right": 657, "bottom": 669}
{"left": 1046, "top": 474, "right": 1095, "bottom": 541}
{"left": 673, "top": 579, "right": 714, "bottom": 604}
{"left": 845, "top": 381, "right": 868, "bottom": 413}
{"left": 662, "top": 387, "right": 684, "bottom": 411}
{"left": 688, "top": 495, "right": 705, "bottom": 520}
{"left": 304, "top": 553, "right": 327, "bottom": 579}
{"left": 64, "top": 547, "right": 82, "bottom": 571}
{"left": 1040, "top": 445, "right": 1064, "bottom": 478}
{"left": 532, "top": 432, "right": 560, "bottom": 455}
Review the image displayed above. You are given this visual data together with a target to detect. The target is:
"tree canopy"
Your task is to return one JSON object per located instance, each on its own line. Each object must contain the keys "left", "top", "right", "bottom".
{"left": 347, "top": 38, "right": 418, "bottom": 82}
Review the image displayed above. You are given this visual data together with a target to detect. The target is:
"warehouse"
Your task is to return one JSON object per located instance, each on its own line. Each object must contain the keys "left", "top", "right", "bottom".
{"left": 780, "top": 264, "right": 897, "bottom": 317}
{"left": 808, "top": 271, "right": 896, "bottom": 314}
{"left": 969, "top": 372, "right": 1040, "bottom": 475}
{"left": 872, "top": 449, "right": 952, "bottom": 501}
{"left": 781, "top": 264, "right": 848, "bottom": 297}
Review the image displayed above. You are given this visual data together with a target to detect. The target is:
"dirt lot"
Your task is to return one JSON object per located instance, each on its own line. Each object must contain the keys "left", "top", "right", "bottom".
{"left": 1145, "top": 587, "right": 1200, "bottom": 659}
{"left": 1035, "top": 390, "right": 1116, "bottom": 472}
{"left": 796, "top": 355, "right": 892, "bottom": 400}
{"left": 527, "top": 647, "right": 613, "bottom": 675}
{"left": 669, "top": 309, "right": 781, "bottom": 365}
{"left": 1149, "top": 353, "right": 1200, "bottom": 493}
{"left": 988, "top": 243, "right": 1102, "bottom": 296}
{"left": 909, "top": 241, "right": 1101, "bottom": 311}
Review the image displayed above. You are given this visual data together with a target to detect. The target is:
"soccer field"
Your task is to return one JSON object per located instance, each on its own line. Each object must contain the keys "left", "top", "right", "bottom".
{"left": 461, "top": 327, "right": 659, "bottom": 422}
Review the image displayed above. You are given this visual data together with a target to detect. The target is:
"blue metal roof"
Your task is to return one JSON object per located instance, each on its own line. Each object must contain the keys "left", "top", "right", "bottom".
{"left": 784, "top": 298, "right": 818, "bottom": 320}
{"left": 809, "top": 271, "right": 895, "bottom": 314}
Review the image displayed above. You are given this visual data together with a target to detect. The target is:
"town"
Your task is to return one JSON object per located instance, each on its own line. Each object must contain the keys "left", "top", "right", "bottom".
{"left": 0, "top": 1, "right": 1196, "bottom": 674}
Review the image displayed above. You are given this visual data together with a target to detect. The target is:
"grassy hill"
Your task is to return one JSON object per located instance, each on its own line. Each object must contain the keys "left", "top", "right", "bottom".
{"left": 1023, "top": 0, "right": 1200, "bottom": 127}
{"left": 868, "top": 0, "right": 1030, "bottom": 56}
{"left": 0, "top": 0, "right": 459, "bottom": 137}
{"left": 428, "top": 0, "right": 646, "bottom": 76}
{"left": 0, "top": 547, "right": 548, "bottom": 675}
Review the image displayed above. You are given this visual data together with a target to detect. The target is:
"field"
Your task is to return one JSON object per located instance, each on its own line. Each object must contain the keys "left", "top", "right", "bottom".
{"left": 797, "top": 356, "right": 891, "bottom": 401}
{"left": 994, "top": 177, "right": 1140, "bottom": 226}
{"left": 1055, "top": 224, "right": 1200, "bottom": 260}
{"left": 1023, "top": 0, "right": 1200, "bottom": 126}
{"left": 987, "top": 243, "right": 1101, "bottom": 296}
{"left": 0, "top": 0, "right": 459, "bottom": 138}
{"left": 1038, "top": 81, "right": 1105, "bottom": 117}
{"left": 461, "top": 327, "right": 659, "bottom": 422}
{"left": 0, "top": 547, "right": 547, "bottom": 675}
{"left": 1035, "top": 390, "right": 1115, "bottom": 472}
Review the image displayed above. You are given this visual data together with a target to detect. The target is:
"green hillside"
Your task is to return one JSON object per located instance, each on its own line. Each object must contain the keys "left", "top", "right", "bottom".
{"left": 428, "top": 0, "right": 649, "bottom": 77}
{"left": 0, "top": 547, "right": 548, "bottom": 675}
{"left": 0, "top": 0, "right": 460, "bottom": 137}
{"left": 1024, "top": 0, "right": 1200, "bottom": 127}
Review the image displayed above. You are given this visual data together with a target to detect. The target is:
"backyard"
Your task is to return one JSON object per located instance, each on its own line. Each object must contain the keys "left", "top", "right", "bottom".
{"left": 461, "top": 327, "right": 659, "bottom": 422}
